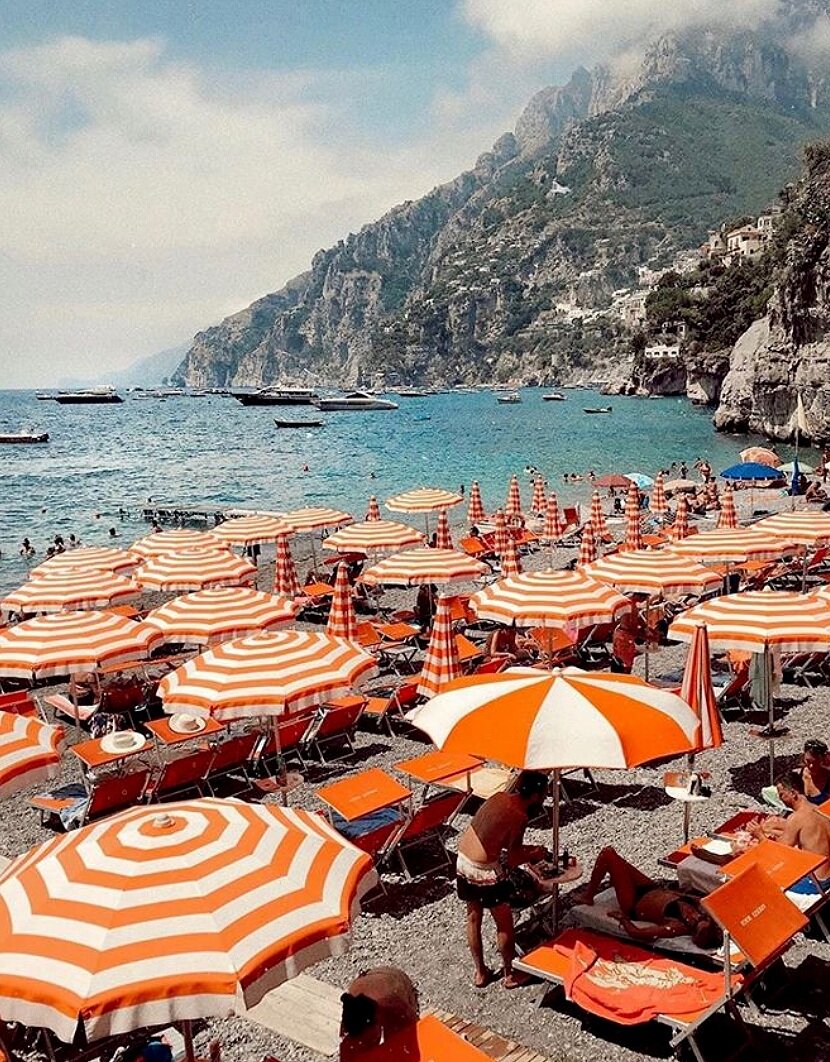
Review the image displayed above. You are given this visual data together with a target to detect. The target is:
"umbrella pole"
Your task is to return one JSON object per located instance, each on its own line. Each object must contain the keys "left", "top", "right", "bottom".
{"left": 766, "top": 645, "right": 776, "bottom": 785}
{"left": 551, "top": 768, "right": 561, "bottom": 932}
{"left": 182, "top": 1020, "right": 196, "bottom": 1062}
{"left": 310, "top": 535, "right": 318, "bottom": 576}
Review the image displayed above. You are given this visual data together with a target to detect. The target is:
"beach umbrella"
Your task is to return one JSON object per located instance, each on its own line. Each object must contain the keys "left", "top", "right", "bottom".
{"left": 670, "top": 591, "right": 830, "bottom": 780}
{"left": 505, "top": 475, "right": 522, "bottom": 518}
{"left": 665, "top": 479, "right": 698, "bottom": 494}
{"left": 283, "top": 507, "right": 353, "bottom": 534}
{"left": 542, "top": 492, "right": 565, "bottom": 541}
{"left": 142, "top": 587, "right": 297, "bottom": 647}
{"left": 417, "top": 597, "right": 461, "bottom": 699}
{"left": 577, "top": 522, "right": 597, "bottom": 566}
{"left": 467, "top": 481, "right": 486, "bottom": 525}
{"left": 159, "top": 630, "right": 376, "bottom": 721}
{"left": 30, "top": 547, "right": 139, "bottom": 579}
{"left": 136, "top": 548, "right": 256, "bottom": 592}
{"left": 274, "top": 535, "right": 302, "bottom": 598}
{"left": 624, "top": 483, "right": 642, "bottom": 551}
{"left": 584, "top": 551, "right": 722, "bottom": 599}
{"left": 779, "top": 460, "right": 815, "bottom": 475}
{"left": 385, "top": 487, "right": 463, "bottom": 515}
{"left": 366, "top": 496, "right": 381, "bottom": 521}
{"left": 326, "top": 563, "right": 358, "bottom": 641}
{"left": 359, "top": 548, "right": 487, "bottom": 587}
{"left": 705, "top": 479, "right": 719, "bottom": 509}
{"left": 130, "top": 530, "right": 228, "bottom": 559}
{"left": 531, "top": 478, "right": 547, "bottom": 515}
{"left": 469, "top": 570, "right": 629, "bottom": 631}
{"left": 589, "top": 491, "right": 607, "bottom": 540}
{"left": 668, "top": 528, "right": 791, "bottom": 565}
{"left": 0, "top": 712, "right": 64, "bottom": 799}
{"left": 717, "top": 486, "right": 738, "bottom": 529}
{"left": 435, "top": 508, "right": 453, "bottom": 550}
{"left": 651, "top": 473, "right": 668, "bottom": 519}
{"left": 719, "top": 462, "right": 781, "bottom": 482}
{"left": 0, "top": 798, "right": 375, "bottom": 1051}
{"left": 624, "top": 472, "right": 654, "bottom": 489}
{"left": 210, "top": 514, "right": 293, "bottom": 547}
{"left": 676, "top": 623, "right": 723, "bottom": 840}
{"left": 323, "top": 520, "right": 424, "bottom": 555}
{"left": 492, "top": 510, "right": 509, "bottom": 557}
{"left": 500, "top": 532, "right": 522, "bottom": 577}
{"left": 740, "top": 446, "right": 780, "bottom": 467}
{"left": 1, "top": 569, "right": 139, "bottom": 615}
{"left": 595, "top": 473, "right": 633, "bottom": 489}
{"left": 756, "top": 511, "right": 830, "bottom": 546}
{"left": 670, "top": 495, "right": 690, "bottom": 540}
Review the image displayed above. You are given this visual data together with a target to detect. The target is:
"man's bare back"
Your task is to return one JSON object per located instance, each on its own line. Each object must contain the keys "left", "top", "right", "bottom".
{"left": 783, "top": 803, "right": 830, "bottom": 877}
{"left": 458, "top": 792, "right": 527, "bottom": 864}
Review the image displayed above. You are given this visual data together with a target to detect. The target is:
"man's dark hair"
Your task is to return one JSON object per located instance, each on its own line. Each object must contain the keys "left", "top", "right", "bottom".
{"left": 340, "top": 992, "right": 376, "bottom": 1037}
{"left": 805, "top": 739, "right": 829, "bottom": 757}
{"left": 776, "top": 769, "right": 805, "bottom": 796}
{"left": 692, "top": 916, "right": 724, "bottom": 950}
{"left": 517, "top": 771, "right": 548, "bottom": 800}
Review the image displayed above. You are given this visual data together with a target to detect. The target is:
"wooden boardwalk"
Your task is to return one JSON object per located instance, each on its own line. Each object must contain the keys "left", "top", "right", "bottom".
{"left": 429, "top": 1009, "right": 551, "bottom": 1062}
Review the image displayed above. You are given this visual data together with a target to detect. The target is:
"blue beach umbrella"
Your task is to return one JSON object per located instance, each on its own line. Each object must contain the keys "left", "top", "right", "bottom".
{"left": 719, "top": 462, "right": 782, "bottom": 481}
{"left": 623, "top": 472, "right": 655, "bottom": 489}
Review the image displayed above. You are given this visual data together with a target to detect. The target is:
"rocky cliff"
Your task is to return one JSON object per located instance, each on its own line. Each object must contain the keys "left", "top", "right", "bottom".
{"left": 174, "top": 7, "right": 830, "bottom": 390}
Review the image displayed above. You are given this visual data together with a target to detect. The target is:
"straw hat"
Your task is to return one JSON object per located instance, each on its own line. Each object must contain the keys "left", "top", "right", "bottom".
{"left": 169, "top": 713, "right": 206, "bottom": 735}
{"left": 100, "top": 730, "right": 146, "bottom": 755}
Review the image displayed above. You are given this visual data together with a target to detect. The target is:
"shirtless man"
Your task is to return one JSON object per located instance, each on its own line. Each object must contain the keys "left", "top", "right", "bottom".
{"left": 749, "top": 770, "right": 830, "bottom": 893}
{"left": 802, "top": 740, "right": 830, "bottom": 806}
{"left": 339, "top": 967, "right": 419, "bottom": 1057}
{"left": 456, "top": 772, "right": 548, "bottom": 988}
{"left": 575, "top": 846, "right": 722, "bottom": 948}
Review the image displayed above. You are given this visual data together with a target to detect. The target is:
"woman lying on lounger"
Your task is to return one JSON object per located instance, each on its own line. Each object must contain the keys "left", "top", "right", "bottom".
{"left": 573, "top": 846, "right": 723, "bottom": 949}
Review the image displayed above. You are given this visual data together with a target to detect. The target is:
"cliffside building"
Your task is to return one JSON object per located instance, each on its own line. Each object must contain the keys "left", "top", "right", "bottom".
{"left": 724, "top": 226, "right": 764, "bottom": 265}
{"left": 644, "top": 340, "right": 682, "bottom": 360}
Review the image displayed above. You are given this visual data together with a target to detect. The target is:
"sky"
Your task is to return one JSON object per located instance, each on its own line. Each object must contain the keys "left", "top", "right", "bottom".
{"left": 0, "top": 0, "right": 785, "bottom": 386}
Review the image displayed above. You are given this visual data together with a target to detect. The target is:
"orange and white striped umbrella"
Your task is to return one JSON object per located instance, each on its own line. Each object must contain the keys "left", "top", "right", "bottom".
{"left": 531, "top": 478, "right": 547, "bottom": 515}
{"left": 577, "top": 522, "right": 597, "bottom": 566}
{"left": 669, "top": 591, "right": 830, "bottom": 652}
{"left": 31, "top": 547, "right": 139, "bottom": 579}
{"left": 326, "top": 564, "right": 357, "bottom": 641}
{"left": 542, "top": 493, "right": 565, "bottom": 540}
{"left": 366, "top": 496, "right": 381, "bottom": 521}
{"left": 274, "top": 535, "right": 302, "bottom": 598}
{"left": 467, "top": 481, "right": 486, "bottom": 524}
{"left": 136, "top": 549, "right": 256, "bottom": 592}
{"left": 0, "top": 798, "right": 375, "bottom": 1043}
{"left": 589, "top": 491, "right": 607, "bottom": 539}
{"left": 131, "top": 530, "right": 227, "bottom": 559}
{"left": 500, "top": 532, "right": 521, "bottom": 577}
{"left": 323, "top": 520, "right": 424, "bottom": 554}
{"left": 470, "top": 570, "right": 629, "bottom": 630}
{"left": 409, "top": 667, "right": 698, "bottom": 771}
{"left": 360, "top": 548, "right": 487, "bottom": 587}
{"left": 668, "top": 528, "right": 790, "bottom": 564}
{"left": 756, "top": 511, "right": 830, "bottom": 546}
{"left": 741, "top": 446, "right": 779, "bottom": 467}
{"left": 142, "top": 587, "right": 297, "bottom": 647}
{"left": 716, "top": 485, "right": 738, "bottom": 530}
{"left": 624, "top": 483, "right": 642, "bottom": 551}
{"left": 583, "top": 551, "right": 722, "bottom": 598}
{"left": 283, "top": 507, "right": 353, "bottom": 533}
{"left": 669, "top": 495, "right": 690, "bottom": 540}
{"left": 386, "top": 487, "right": 463, "bottom": 514}
{"left": 0, "top": 611, "right": 153, "bottom": 679}
{"left": 2, "top": 570, "right": 139, "bottom": 615}
{"left": 0, "top": 712, "right": 64, "bottom": 799}
{"left": 505, "top": 475, "right": 522, "bottom": 518}
{"left": 417, "top": 597, "right": 461, "bottom": 699}
{"left": 492, "top": 510, "right": 509, "bottom": 556}
{"left": 159, "top": 630, "right": 376, "bottom": 720}
{"left": 435, "top": 508, "right": 453, "bottom": 550}
{"left": 210, "top": 514, "right": 292, "bottom": 547}
{"left": 680, "top": 624, "right": 723, "bottom": 753}
{"left": 651, "top": 473, "right": 668, "bottom": 519}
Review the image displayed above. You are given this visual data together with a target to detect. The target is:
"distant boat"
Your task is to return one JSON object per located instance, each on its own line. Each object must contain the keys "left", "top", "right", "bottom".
{"left": 315, "top": 391, "right": 399, "bottom": 411}
{"left": 0, "top": 431, "right": 49, "bottom": 444}
{"left": 397, "top": 389, "right": 428, "bottom": 398}
{"left": 35, "top": 392, "right": 55, "bottom": 401}
{"left": 583, "top": 406, "right": 613, "bottom": 414}
{"left": 543, "top": 393, "right": 566, "bottom": 402}
{"left": 497, "top": 391, "right": 522, "bottom": 404}
{"left": 274, "top": 417, "right": 325, "bottom": 428}
{"left": 54, "top": 388, "right": 123, "bottom": 404}
{"left": 234, "top": 387, "right": 318, "bottom": 406}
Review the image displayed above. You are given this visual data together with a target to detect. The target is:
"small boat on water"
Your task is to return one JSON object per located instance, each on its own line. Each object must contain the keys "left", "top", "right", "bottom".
{"left": 497, "top": 391, "right": 522, "bottom": 404}
{"left": 234, "top": 387, "right": 318, "bottom": 406}
{"left": 543, "top": 393, "right": 566, "bottom": 402}
{"left": 397, "top": 389, "right": 428, "bottom": 398}
{"left": 35, "top": 392, "right": 55, "bottom": 401}
{"left": 274, "top": 417, "right": 325, "bottom": 428}
{"left": 54, "top": 388, "right": 123, "bottom": 404}
{"left": 315, "top": 391, "right": 399, "bottom": 411}
{"left": 583, "top": 406, "right": 613, "bottom": 414}
{"left": 0, "top": 431, "right": 49, "bottom": 444}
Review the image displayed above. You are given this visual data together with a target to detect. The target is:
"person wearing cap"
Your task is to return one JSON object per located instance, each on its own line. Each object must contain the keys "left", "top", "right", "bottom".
{"left": 339, "top": 967, "right": 418, "bottom": 1057}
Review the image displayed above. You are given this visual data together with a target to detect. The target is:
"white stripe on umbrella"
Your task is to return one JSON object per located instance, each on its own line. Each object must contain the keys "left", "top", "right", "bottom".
{"left": 756, "top": 511, "right": 830, "bottom": 546}
{"left": 417, "top": 597, "right": 461, "bottom": 698}
{"left": 2, "top": 570, "right": 139, "bottom": 614}
{"left": 136, "top": 549, "right": 256, "bottom": 592}
{"left": 323, "top": 521, "right": 424, "bottom": 554}
{"left": 283, "top": 507, "right": 353, "bottom": 533}
{"left": 274, "top": 536, "right": 302, "bottom": 598}
{"left": 470, "top": 570, "right": 629, "bottom": 629}
{"left": 326, "top": 564, "right": 357, "bottom": 641}
{"left": 669, "top": 591, "right": 830, "bottom": 652}
{"left": 209, "top": 515, "right": 293, "bottom": 546}
{"left": 31, "top": 548, "right": 139, "bottom": 578}
{"left": 131, "top": 530, "right": 228, "bottom": 559}
{"left": 668, "top": 528, "right": 792, "bottom": 564}
{"left": 0, "top": 712, "right": 64, "bottom": 799}
{"left": 385, "top": 487, "right": 463, "bottom": 513}
{"left": 467, "top": 482, "right": 486, "bottom": 525}
{"left": 142, "top": 587, "right": 297, "bottom": 646}
{"left": 435, "top": 509, "right": 453, "bottom": 550}
{"left": 583, "top": 551, "right": 722, "bottom": 597}
{"left": 359, "top": 548, "right": 487, "bottom": 587}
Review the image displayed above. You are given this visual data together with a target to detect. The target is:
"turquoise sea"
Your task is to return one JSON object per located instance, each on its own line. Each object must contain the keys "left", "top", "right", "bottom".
{"left": 0, "top": 387, "right": 807, "bottom": 594}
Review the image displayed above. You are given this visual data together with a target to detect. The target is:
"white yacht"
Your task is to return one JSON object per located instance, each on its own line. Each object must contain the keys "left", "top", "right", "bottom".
{"left": 497, "top": 391, "right": 522, "bottom": 404}
{"left": 316, "top": 391, "right": 399, "bottom": 411}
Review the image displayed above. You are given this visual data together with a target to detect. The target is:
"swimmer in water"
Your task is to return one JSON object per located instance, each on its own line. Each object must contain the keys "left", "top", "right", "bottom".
{"left": 303, "top": 464, "right": 309, "bottom": 472}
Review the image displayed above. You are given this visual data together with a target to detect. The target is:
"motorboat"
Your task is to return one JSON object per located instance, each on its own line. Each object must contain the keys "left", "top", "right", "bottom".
{"left": 274, "top": 417, "right": 325, "bottom": 428}
{"left": 542, "top": 393, "right": 566, "bottom": 401}
{"left": 583, "top": 406, "right": 613, "bottom": 414}
{"left": 0, "top": 432, "right": 49, "bottom": 444}
{"left": 234, "top": 387, "right": 318, "bottom": 406}
{"left": 54, "top": 388, "right": 123, "bottom": 404}
{"left": 497, "top": 391, "right": 522, "bottom": 404}
{"left": 397, "top": 388, "right": 428, "bottom": 398}
{"left": 315, "top": 391, "right": 399, "bottom": 411}
{"left": 35, "top": 392, "right": 55, "bottom": 401}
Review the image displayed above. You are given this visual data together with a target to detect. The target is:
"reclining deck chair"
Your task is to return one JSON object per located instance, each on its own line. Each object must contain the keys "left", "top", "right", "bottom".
{"left": 300, "top": 696, "right": 366, "bottom": 761}
{"left": 361, "top": 681, "right": 420, "bottom": 735}
{"left": 32, "top": 766, "right": 151, "bottom": 829}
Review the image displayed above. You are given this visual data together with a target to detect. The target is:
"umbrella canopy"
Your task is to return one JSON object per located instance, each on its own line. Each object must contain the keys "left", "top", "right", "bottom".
{"left": 716, "top": 486, "right": 738, "bottom": 530}
{"left": 409, "top": 667, "right": 698, "bottom": 771}
{"left": 283, "top": 507, "right": 353, "bottom": 533}
{"left": 505, "top": 475, "right": 522, "bottom": 518}
{"left": 467, "top": 481, "right": 486, "bottom": 524}
{"left": 624, "top": 472, "right": 654, "bottom": 489}
{"left": 680, "top": 624, "right": 723, "bottom": 753}
{"left": 142, "top": 587, "right": 297, "bottom": 647}
{"left": 500, "top": 533, "right": 522, "bottom": 577}
{"left": 435, "top": 508, "right": 453, "bottom": 550}
{"left": 131, "top": 530, "right": 227, "bottom": 559}
{"left": 665, "top": 479, "right": 698, "bottom": 493}
{"left": 359, "top": 548, "right": 487, "bottom": 587}
{"left": 469, "top": 570, "right": 629, "bottom": 630}
{"left": 590, "top": 491, "right": 607, "bottom": 539}
{"left": 0, "top": 799, "right": 375, "bottom": 1043}
{"left": 756, "top": 511, "right": 830, "bottom": 547}
{"left": 651, "top": 474, "right": 668, "bottom": 518}
{"left": 210, "top": 515, "right": 293, "bottom": 547}
{"left": 30, "top": 547, "right": 139, "bottom": 578}
{"left": 670, "top": 495, "right": 690, "bottom": 540}
{"left": 0, "top": 712, "right": 64, "bottom": 799}
{"left": 324, "top": 521, "right": 424, "bottom": 554}
{"left": 624, "top": 483, "right": 642, "bottom": 552}
{"left": 668, "top": 528, "right": 791, "bottom": 564}
{"left": 740, "top": 446, "right": 780, "bottom": 467}
{"left": 669, "top": 591, "right": 830, "bottom": 652}
{"left": 542, "top": 493, "right": 565, "bottom": 541}
{"left": 159, "top": 630, "right": 376, "bottom": 720}
{"left": 365, "top": 496, "right": 381, "bottom": 521}
{"left": 326, "top": 564, "right": 357, "bottom": 641}
{"left": 719, "top": 462, "right": 781, "bottom": 481}
{"left": 2, "top": 570, "right": 138, "bottom": 615}
{"left": 531, "top": 478, "right": 547, "bottom": 515}
{"left": 595, "top": 473, "right": 632, "bottom": 489}
{"left": 492, "top": 510, "right": 509, "bottom": 557}
{"left": 583, "top": 551, "right": 722, "bottom": 598}
{"left": 779, "top": 460, "right": 815, "bottom": 475}
{"left": 417, "top": 597, "right": 461, "bottom": 699}
{"left": 0, "top": 611, "right": 153, "bottom": 680}
{"left": 136, "top": 549, "right": 256, "bottom": 592}
{"left": 577, "top": 522, "right": 597, "bottom": 566}
{"left": 386, "top": 487, "right": 463, "bottom": 514}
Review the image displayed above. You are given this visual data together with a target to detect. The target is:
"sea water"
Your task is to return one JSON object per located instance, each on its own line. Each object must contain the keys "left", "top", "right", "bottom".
{"left": 0, "top": 387, "right": 804, "bottom": 593}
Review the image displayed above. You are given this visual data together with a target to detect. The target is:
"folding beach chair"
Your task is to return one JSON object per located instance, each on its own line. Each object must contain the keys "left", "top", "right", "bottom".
{"left": 455, "top": 633, "right": 484, "bottom": 671}
{"left": 144, "top": 747, "right": 214, "bottom": 802}
{"left": 204, "top": 729, "right": 259, "bottom": 795}
{"left": 0, "top": 690, "right": 39, "bottom": 717}
{"left": 32, "top": 767, "right": 151, "bottom": 830}
{"left": 361, "top": 681, "right": 420, "bottom": 735}
{"left": 300, "top": 695, "right": 365, "bottom": 761}
{"left": 390, "top": 789, "right": 465, "bottom": 879}
{"left": 42, "top": 691, "right": 101, "bottom": 725}
{"left": 468, "top": 655, "right": 511, "bottom": 676}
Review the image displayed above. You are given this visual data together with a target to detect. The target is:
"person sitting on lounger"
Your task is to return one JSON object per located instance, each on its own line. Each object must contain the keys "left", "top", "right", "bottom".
{"left": 574, "top": 846, "right": 723, "bottom": 948}
{"left": 485, "top": 625, "right": 536, "bottom": 663}
{"left": 802, "top": 739, "right": 830, "bottom": 805}
{"left": 339, "top": 966, "right": 419, "bottom": 1057}
{"left": 748, "top": 770, "right": 830, "bottom": 892}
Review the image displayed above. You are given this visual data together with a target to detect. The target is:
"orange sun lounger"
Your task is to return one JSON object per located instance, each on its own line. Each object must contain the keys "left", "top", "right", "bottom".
{"left": 356, "top": 1014, "right": 490, "bottom": 1061}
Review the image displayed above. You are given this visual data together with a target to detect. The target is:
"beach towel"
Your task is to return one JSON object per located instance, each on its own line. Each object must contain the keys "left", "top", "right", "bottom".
{"left": 559, "top": 935, "right": 724, "bottom": 1025}
{"left": 34, "top": 781, "right": 89, "bottom": 830}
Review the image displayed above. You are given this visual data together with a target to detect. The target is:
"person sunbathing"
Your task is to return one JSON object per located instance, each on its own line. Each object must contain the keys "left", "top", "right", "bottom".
{"left": 748, "top": 770, "right": 830, "bottom": 892}
{"left": 802, "top": 739, "right": 830, "bottom": 805}
{"left": 574, "top": 847, "right": 723, "bottom": 948}
{"left": 339, "top": 966, "right": 419, "bottom": 1057}
{"left": 485, "top": 625, "right": 536, "bottom": 663}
